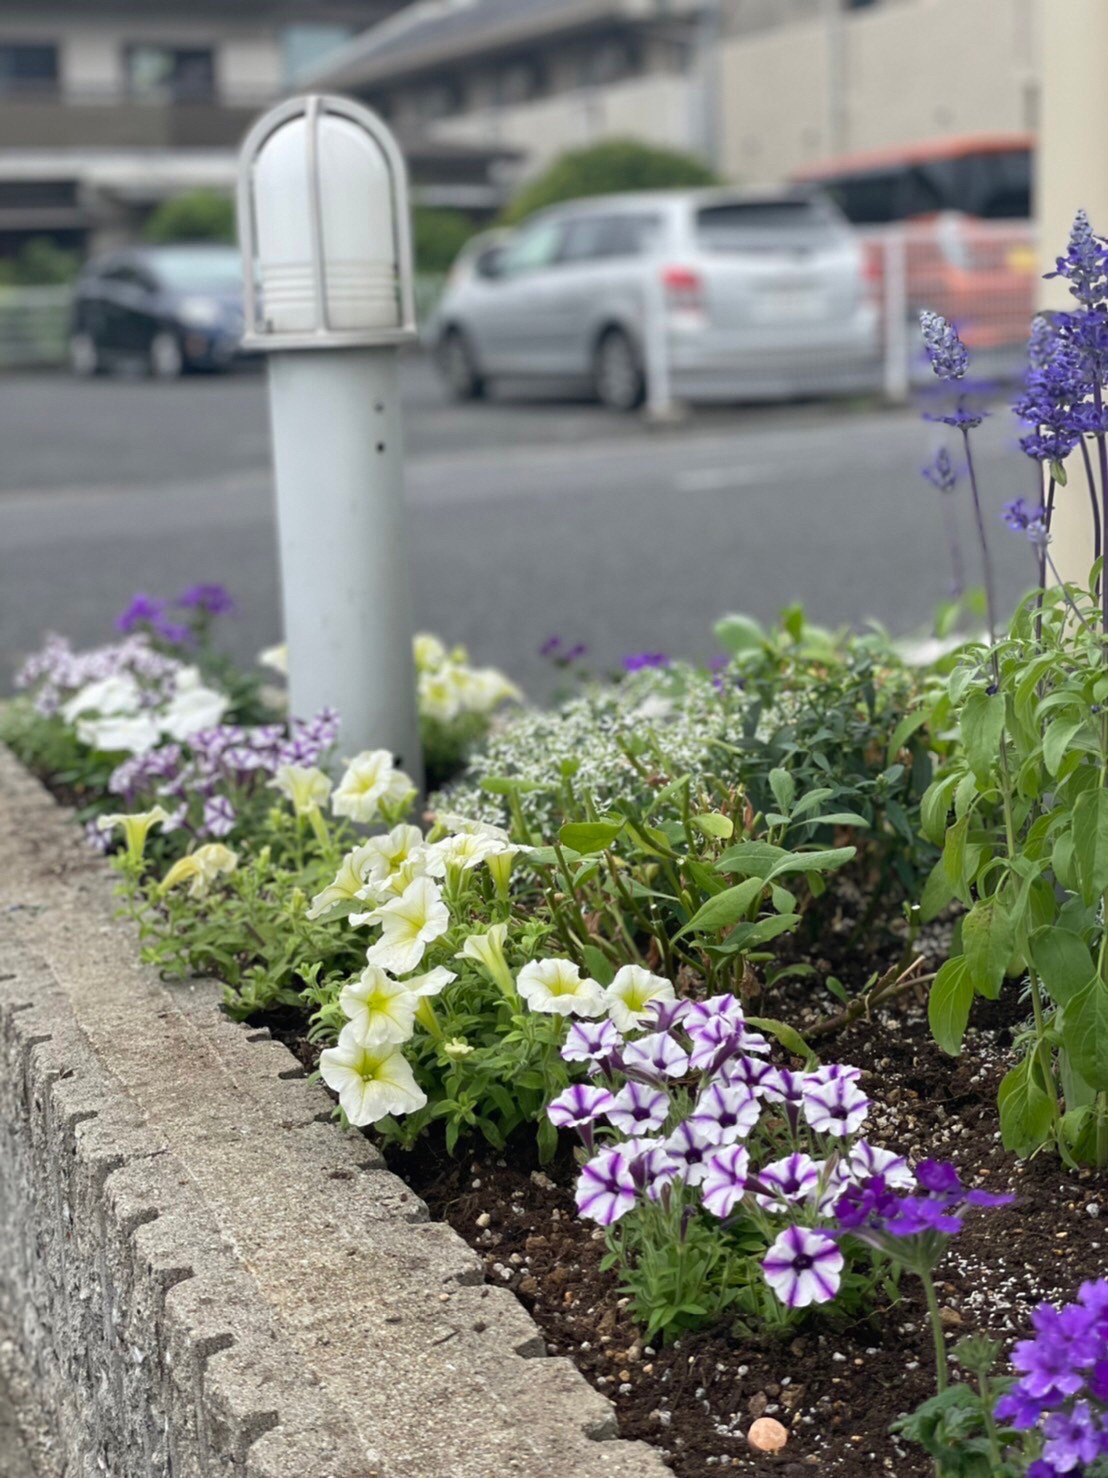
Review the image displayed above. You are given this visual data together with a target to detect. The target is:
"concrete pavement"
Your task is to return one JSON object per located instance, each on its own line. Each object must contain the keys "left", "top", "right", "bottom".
{"left": 0, "top": 358, "right": 1038, "bottom": 700}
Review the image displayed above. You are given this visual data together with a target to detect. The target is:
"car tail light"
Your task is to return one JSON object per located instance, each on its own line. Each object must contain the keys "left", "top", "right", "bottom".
{"left": 661, "top": 264, "right": 705, "bottom": 311}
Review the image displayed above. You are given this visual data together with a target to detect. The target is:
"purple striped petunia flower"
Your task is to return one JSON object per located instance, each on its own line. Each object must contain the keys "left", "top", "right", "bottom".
{"left": 762, "top": 1225, "right": 844, "bottom": 1309}
{"left": 606, "top": 1080, "right": 670, "bottom": 1136}
{"left": 688, "top": 1082, "right": 760, "bottom": 1144}
{"left": 647, "top": 997, "right": 691, "bottom": 1033}
{"left": 547, "top": 1083, "right": 616, "bottom": 1131}
{"left": 561, "top": 1018, "right": 623, "bottom": 1066}
{"left": 754, "top": 1152, "right": 824, "bottom": 1212}
{"left": 575, "top": 1147, "right": 637, "bottom": 1226}
{"left": 802, "top": 1076, "right": 870, "bottom": 1138}
{"left": 700, "top": 1144, "right": 751, "bottom": 1219}
{"left": 621, "top": 1031, "right": 689, "bottom": 1084}
{"left": 662, "top": 1120, "right": 717, "bottom": 1187}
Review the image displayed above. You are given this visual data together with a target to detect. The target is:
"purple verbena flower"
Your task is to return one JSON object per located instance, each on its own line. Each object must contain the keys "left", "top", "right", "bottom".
{"left": 761, "top": 1225, "right": 844, "bottom": 1309}
{"left": 115, "top": 593, "right": 167, "bottom": 634}
{"left": 177, "top": 583, "right": 235, "bottom": 615}
{"left": 622, "top": 652, "right": 670, "bottom": 673}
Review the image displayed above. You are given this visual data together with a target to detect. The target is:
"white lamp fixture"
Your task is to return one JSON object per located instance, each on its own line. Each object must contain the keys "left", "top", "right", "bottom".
{"left": 237, "top": 95, "right": 424, "bottom": 791}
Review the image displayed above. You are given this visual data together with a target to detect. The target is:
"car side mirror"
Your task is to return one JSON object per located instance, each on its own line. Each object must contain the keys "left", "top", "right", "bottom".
{"left": 476, "top": 246, "right": 506, "bottom": 280}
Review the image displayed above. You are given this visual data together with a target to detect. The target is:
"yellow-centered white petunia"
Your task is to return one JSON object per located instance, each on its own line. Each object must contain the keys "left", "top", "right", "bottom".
{"left": 603, "top": 964, "right": 676, "bottom": 1033}
{"left": 318, "top": 1025, "right": 427, "bottom": 1126}
{"left": 363, "top": 876, "right": 450, "bottom": 974}
{"left": 97, "top": 805, "right": 171, "bottom": 861}
{"left": 306, "top": 843, "right": 382, "bottom": 920}
{"left": 269, "top": 764, "right": 333, "bottom": 817}
{"left": 339, "top": 966, "right": 419, "bottom": 1046}
{"left": 516, "top": 958, "right": 606, "bottom": 1018}
{"left": 161, "top": 843, "right": 238, "bottom": 898}
{"left": 332, "top": 750, "right": 416, "bottom": 824}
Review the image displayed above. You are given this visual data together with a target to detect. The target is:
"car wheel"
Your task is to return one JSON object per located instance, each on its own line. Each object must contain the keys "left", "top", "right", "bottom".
{"left": 69, "top": 332, "right": 100, "bottom": 377}
{"left": 437, "top": 329, "right": 485, "bottom": 401}
{"left": 149, "top": 331, "right": 184, "bottom": 380}
{"left": 594, "top": 327, "right": 644, "bottom": 412}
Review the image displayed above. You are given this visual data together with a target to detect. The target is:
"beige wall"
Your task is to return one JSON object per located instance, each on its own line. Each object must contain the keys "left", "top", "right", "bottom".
{"left": 719, "top": 0, "right": 1038, "bottom": 184}
{"left": 429, "top": 72, "right": 697, "bottom": 177}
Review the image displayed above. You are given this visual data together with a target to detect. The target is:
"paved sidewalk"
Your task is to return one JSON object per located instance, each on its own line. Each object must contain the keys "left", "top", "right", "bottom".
{"left": 0, "top": 1340, "right": 50, "bottom": 1478}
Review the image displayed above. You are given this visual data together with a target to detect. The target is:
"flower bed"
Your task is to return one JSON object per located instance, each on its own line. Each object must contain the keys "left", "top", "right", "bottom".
{"left": 6, "top": 215, "right": 1108, "bottom": 1478}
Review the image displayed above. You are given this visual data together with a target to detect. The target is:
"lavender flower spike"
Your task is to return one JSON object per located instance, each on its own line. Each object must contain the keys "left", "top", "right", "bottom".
{"left": 920, "top": 309, "right": 969, "bottom": 381}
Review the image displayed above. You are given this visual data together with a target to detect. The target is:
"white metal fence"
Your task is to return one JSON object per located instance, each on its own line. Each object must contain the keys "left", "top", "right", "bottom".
{"left": 0, "top": 285, "right": 70, "bottom": 370}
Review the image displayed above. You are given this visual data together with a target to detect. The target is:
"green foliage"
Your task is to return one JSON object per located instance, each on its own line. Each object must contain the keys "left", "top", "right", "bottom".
{"left": 892, "top": 1336, "right": 1025, "bottom": 1476}
{"left": 0, "top": 699, "right": 115, "bottom": 818}
{"left": 0, "top": 237, "right": 80, "bottom": 287}
{"left": 143, "top": 190, "right": 235, "bottom": 245}
{"left": 411, "top": 207, "right": 477, "bottom": 274}
{"left": 500, "top": 138, "right": 718, "bottom": 226}
{"left": 919, "top": 576, "right": 1108, "bottom": 1166}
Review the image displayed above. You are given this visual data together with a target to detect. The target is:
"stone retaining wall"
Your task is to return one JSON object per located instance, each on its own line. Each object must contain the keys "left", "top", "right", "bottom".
{"left": 0, "top": 747, "right": 667, "bottom": 1478}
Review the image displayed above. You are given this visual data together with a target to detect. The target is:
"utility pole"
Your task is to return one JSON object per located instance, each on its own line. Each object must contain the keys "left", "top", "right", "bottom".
{"left": 695, "top": 0, "right": 724, "bottom": 171}
{"left": 1036, "top": 0, "right": 1108, "bottom": 584}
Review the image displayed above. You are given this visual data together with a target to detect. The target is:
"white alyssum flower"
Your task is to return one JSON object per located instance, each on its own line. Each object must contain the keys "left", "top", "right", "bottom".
{"left": 270, "top": 764, "right": 333, "bottom": 817}
{"left": 318, "top": 1024, "right": 427, "bottom": 1126}
{"left": 604, "top": 965, "right": 675, "bottom": 1033}
{"left": 516, "top": 958, "right": 606, "bottom": 1018}
{"left": 332, "top": 750, "right": 415, "bottom": 824}
{"left": 363, "top": 876, "right": 450, "bottom": 974}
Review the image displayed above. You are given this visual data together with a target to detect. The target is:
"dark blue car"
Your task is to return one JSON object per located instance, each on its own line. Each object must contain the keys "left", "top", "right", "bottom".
{"left": 69, "top": 243, "right": 245, "bottom": 378}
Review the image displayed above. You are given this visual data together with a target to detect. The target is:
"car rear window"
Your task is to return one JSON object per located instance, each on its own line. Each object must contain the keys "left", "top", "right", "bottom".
{"left": 695, "top": 198, "right": 844, "bottom": 249}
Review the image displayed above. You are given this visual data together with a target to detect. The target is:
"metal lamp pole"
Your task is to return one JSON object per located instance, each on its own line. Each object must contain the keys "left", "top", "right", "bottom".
{"left": 237, "top": 95, "right": 424, "bottom": 789}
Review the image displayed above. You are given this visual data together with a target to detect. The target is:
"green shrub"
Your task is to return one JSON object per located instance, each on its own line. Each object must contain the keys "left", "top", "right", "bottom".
{"left": 0, "top": 237, "right": 80, "bottom": 287}
{"left": 411, "top": 207, "right": 478, "bottom": 274}
{"left": 501, "top": 138, "right": 719, "bottom": 227}
{"left": 143, "top": 190, "right": 236, "bottom": 245}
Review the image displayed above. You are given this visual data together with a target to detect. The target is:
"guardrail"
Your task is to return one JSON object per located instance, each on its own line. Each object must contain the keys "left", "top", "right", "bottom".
{"left": 0, "top": 285, "right": 69, "bottom": 370}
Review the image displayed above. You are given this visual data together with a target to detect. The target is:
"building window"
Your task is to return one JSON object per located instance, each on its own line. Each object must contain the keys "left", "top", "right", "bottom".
{"left": 280, "top": 26, "right": 352, "bottom": 86}
{"left": 124, "top": 45, "right": 216, "bottom": 102}
{"left": 0, "top": 43, "right": 58, "bottom": 95}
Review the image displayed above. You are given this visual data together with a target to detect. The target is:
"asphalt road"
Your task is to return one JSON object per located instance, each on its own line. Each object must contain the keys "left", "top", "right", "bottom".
{"left": 0, "top": 356, "right": 1038, "bottom": 702}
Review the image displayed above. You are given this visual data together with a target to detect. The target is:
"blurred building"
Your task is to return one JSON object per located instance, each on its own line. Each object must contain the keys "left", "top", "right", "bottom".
{"left": 302, "top": 0, "right": 1040, "bottom": 189}
{"left": 0, "top": 0, "right": 500, "bottom": 257}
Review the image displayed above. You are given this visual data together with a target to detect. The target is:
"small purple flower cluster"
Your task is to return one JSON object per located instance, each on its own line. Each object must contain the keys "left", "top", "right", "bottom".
{"left": 994, "top": 1280, "right": 1108, "bottom": 1478}
{"left": 548, "top": 995, "right": 914, "bottom": 1311}
{"left": 15, "top": 632, "right": 182, "bottom": 717}
{"left": 539, "top": 635, "right": 588, "bottom": 662}
{"left": 115, "top": 584, "right": 236, "bottom": 646}
{"left": 107, "top": 708, "right": 340, "bottom": 840}
{"left": 622, "top": 652, "right": 670, "bottom": 673}
{"left": 835, "top": 1157, "right": 1012, "bottom": 1244}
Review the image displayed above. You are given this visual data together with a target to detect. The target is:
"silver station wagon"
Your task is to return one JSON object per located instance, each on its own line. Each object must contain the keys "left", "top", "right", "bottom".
{"left": 429, "top": 187, "right": 880, "bottom": 410}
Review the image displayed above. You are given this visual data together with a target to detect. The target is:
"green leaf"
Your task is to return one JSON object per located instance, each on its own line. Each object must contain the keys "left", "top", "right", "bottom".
{"left": 997, "top": 1056, "right": 1056, "bottom": 1157}
{"left": 928, "top": 957, "right": 973, "bottom": 1055}
{"left": 559, "top": 820, "right": 624, "bottom": 854}
{"left": 800, "top": 811, "right": 871, "bottom": 828}
{"left": 921, "top": 772, "right": 959, "bottom": 845}
{"left": 942, "top": 814, "right": 970, "bottom": 888}
{"left": 715, "top": 841, "right": 788, "bottom": 878}
{"left": 1061, "top": 978, "right": 1108, "bottom": 1091}
{"left": 960, "top": 688, "right": 1006, "bottom": 783}
{"left": 887, "top": 707, "right": 928, "bottom": 763}
{"left": 691, "top": 812, "right": 734, "bottom": 841}
{"left": 769, "top": 768, "right": 796, "bottom": 816}
{"left": 726, "top": 914, "right": 801, "bottom": 950}
{"left": 479, "top": 776, "right": 545, "bottom": 795}
{"left": 1027, "top": 927, "right": 1096, "bottom": 1008}
{"left": 919, "top": 858, "right": 955, "bottom": 923}
{"left": 677, "top": 876, "right": 765, "bottom": 938}
{"left": 581, "top": 946, "right": 615, "bottom": 988}
{"left": 713, "top": 613, "right": 764, "bottom": 655}
{"left": 1072, "top": 789, "right": 1108, "bottom": 904}
{"left": 764, "top": 846, "right": 856, "bottom": 881}
{"left": 745, "top": 1016, "right": 815, "bottom": 1065}
{"left": 1043, "top": 715, "right": 1086, "bottom": 778}
{"left": 962, "top": 899, "right": 1014, "bottom": 1000}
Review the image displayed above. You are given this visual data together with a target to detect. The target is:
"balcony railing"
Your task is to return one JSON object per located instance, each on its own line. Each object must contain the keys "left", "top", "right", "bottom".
{"left": 0, "top": 88, "right": 275, "bottom": 150}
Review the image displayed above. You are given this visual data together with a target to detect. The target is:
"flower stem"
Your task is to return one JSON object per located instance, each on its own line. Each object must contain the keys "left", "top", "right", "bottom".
{"left": 920, "top": 1270, "right": 949, "bottom": 1393}
{"left": 1080, "top": 438, "right": 1103, "bottom": 573}
{"left": 960, "top": 429, "right": 999, "bottom": 658}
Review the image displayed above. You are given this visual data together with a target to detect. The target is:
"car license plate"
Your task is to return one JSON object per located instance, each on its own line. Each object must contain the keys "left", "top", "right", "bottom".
{"left": 757, "top": 285, "right": 824, "bottom": 321}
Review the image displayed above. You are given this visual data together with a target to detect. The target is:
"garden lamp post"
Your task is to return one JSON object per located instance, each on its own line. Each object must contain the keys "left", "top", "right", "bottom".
{"left": 237, "top": 94, "right": 423, "bottom": 789}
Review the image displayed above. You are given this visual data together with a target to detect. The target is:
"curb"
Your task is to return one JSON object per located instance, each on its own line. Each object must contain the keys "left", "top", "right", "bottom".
{"left": 0, "top": 747, "right": 668, "bottom": 1478}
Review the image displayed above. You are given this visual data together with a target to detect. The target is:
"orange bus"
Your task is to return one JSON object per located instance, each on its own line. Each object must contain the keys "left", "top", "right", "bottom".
{"left": 795, "top": 135, "right": 1037, "bottom": 351}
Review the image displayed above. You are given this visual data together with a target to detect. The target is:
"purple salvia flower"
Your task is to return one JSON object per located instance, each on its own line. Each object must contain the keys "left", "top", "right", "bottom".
{"left": 606, "top": 1080, "right": 669, "bottom": 1136}
{"left": 575, "top": 1148, "right": 637, "bottom": 1226}
{"left": 761, "top": 1225, "right": 844, "bottom": 1310}
{"left": 920, "top": 310, "right": 969, "bottom": 380}
{"left": 922, "top": 447, "right": 958, "bottom": 493}
{"left": 700, "top": 1144, "right": 751, "bottom": 1219}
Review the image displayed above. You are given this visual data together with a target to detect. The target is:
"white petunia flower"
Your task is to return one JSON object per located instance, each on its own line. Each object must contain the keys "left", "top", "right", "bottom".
{"left": 258, "top": 643, "right": 288, "bottom": 676}
{"left": 333, "top": 750, "right": 416, "bottom": 824}
{"left": 413, "top": 633, "right": 447, "bottom": 673}
{"left": 603, "top": 965, "right": 675, "bottom": 1033}
{"left": 339, "top": 966, "right": 419, "bottom": 1046}
{"left": 78, "top": 713, "right": 162, "bottom": 755}
{"left": 363, "top": 876, "right": 450, "bottom": 974}
{"left": 270, "top": 764, "right": 333, "bottom": 817}
{"left": 159, "top": 682, "right": 230, "bottom": 741}
{"left": 318, "top": 1024, "right": 427, "bottom": 1126}
{"left": 418, "top": 666, "right": 467, "bottom": 723}
{"left": 62, "top": 673, "right": 142, "bottom": 723}
{"left": 516, "top": 958, "right": 606, "bottom": 1018}
{"left": 97, "top": 805, "right": 171, "bottom": 860}
{"left": 306, "top": 843, "right": 383, "bottom": 919}
{"left": 353, "top": 852, "right": 430, "bottom": 911}
{"left": 357, "top": 824, "right": 426, "bottom": 883}
{"left": 160, "top": 843, "right": 238, "bottom": 898}
{"left": 424, "top": 830, "right": 501, "bottom": 878}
